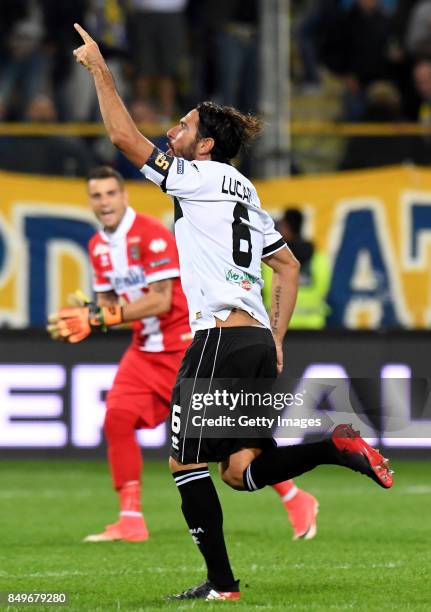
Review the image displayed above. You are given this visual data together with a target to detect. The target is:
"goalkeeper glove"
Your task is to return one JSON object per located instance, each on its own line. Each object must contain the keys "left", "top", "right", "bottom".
{"left": 47, "top": 297, "right": 123, "bottom": 344}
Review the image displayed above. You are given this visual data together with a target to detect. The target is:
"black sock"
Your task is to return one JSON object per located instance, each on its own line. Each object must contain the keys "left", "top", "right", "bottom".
{"left": 172, "top": 467, "right": 238, "bottom": 591}
{"left": 244, "top": 439, "right": 340, "bottom": 491}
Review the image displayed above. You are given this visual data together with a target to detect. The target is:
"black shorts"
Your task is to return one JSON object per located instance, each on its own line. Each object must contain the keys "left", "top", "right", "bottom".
{"left": 169, "top": 326, "right": 277, "bottom": 464}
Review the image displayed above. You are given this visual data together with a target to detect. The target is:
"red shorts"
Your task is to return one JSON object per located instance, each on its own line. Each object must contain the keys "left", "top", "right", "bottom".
{"left": 106, "top": 346, "right": 186, "bottom": 429}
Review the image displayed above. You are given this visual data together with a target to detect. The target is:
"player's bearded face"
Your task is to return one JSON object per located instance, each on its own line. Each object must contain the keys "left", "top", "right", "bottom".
{"left": 167, "top": 109, "right": 200, "bottom": 160}
{"left": 88, "top": 177, "right": 128, "bottom": 232}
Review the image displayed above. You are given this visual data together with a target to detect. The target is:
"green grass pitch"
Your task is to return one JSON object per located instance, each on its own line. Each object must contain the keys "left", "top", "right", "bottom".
{"left": 1, "top": 459, "right": 430, "bottom": 611}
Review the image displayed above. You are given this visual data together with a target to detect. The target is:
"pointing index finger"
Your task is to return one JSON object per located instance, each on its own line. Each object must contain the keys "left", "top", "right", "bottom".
{"left": 74, "top": 22, "right": 93, "bottom": 43}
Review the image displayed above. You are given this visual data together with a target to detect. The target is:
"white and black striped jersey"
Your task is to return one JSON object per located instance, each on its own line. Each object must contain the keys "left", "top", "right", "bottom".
{"left": 141, "top": 148, "right": 286, "bottom": 332}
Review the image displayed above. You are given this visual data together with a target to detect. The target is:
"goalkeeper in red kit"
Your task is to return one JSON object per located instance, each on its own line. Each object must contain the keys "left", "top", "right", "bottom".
{"left": 48, "top": 166, "right": 192, "bottom": 541}
{"left": 48, "top": 166, "right": 319, "bottom": 542}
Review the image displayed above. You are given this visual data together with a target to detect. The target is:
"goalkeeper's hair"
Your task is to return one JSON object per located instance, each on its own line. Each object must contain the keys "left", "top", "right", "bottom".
{"left": 87, "top": 166, "right": 125, "bottom": 189}
{"left": 196, "top": 101, "right": 263, "bottom": 163}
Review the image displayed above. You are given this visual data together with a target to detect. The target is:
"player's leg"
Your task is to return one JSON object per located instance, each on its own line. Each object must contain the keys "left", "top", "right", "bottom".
{"left": 84, "top": 407, "right": 149, "bottom": 542}
{"left": 167, "top": 456, "right": 239, "bottom": 600}
{"left": 272, "top": 481, "right": 319, "bottom": 540}
{"left": 218, "top": 328, "right": 392, "bottom": 492}
{"left": 84, "top": 346, "right": 155, "bottom": 543}
{"left": 165, "top": 330, "right": 240, "bottom": 600}
{"left": 220, "top": 424, "right": 393, "bottom": 492}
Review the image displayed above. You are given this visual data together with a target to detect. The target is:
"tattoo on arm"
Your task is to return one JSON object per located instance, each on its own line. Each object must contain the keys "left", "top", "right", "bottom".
{"left": 271, "top": 285, "right": 282, "bottom": 334}
{"left": 150, "top": 279, "right": 171, "bottom": 294}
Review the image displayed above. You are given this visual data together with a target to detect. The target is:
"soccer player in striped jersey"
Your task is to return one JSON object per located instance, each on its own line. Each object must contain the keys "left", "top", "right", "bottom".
{"left": 73, "top": 24, "right": 393, "bottom": 602}
{"left": 48, "top": 166, "right": 318, "bottom": 542}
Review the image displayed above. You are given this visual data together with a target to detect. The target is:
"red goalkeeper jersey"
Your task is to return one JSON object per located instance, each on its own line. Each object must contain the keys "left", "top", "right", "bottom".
{"left": 88, "top": 207, "right": 191, "bottom": 352}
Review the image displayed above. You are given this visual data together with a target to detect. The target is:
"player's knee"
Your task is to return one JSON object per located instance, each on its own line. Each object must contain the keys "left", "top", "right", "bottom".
{"left": 221, "top": 467, "right": 245, "bottom": 490}
{"left": 168, "top": 456, "right": 209, "bottom": 474}
{"left": 169, "top": 456, "right": 182, "bottom": 473}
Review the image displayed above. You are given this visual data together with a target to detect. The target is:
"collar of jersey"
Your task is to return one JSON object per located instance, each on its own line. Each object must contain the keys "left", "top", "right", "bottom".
{"left": 100, "top": 206, "right": 136, "bottom": 244}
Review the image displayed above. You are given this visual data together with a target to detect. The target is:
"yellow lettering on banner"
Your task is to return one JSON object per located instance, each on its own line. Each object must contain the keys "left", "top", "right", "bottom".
{"left": 0, "top": 167, "right": 431, "bottom": 327}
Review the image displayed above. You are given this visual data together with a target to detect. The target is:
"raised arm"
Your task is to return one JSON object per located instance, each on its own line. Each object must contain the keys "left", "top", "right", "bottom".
{"left": 262, "top": 246, "right": 300, "bottom": 373}
{"left": 121, "top": 279, "right": 173, "bottom": 321}
{"left": 73, "top": 23, "right": 154, "bottom": 168}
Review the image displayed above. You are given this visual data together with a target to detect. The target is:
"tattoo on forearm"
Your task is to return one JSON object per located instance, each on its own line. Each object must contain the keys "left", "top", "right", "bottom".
{"left": 271, "top": 285, "right": 282, "bottom": 334}
{"left": 151, "top": 280, "right": 170, "bottom": 293}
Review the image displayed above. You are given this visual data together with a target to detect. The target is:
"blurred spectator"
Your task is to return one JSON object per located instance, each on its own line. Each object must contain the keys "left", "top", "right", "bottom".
{"left": 413, "top": 59, "right": 431, "bottom": 122}
{"left": 294, "top": 0, "right": 339, "bottom": 92}
{"left": 0, "top": 0, "right": 28, "bottom": 56}
{"left": 211, "top": 0, "right": 259, "bottom": 112}
{"left": 67, "top": 0, "right": 130, "bottom": 121}
{"left": 339, "top": 81, "right": 419, "bottom": 169}
{"left": 0, "top": 0, "right": 50, "bottom": 121}
{"left": 339, "top": 0, "right": 398, "bottom": 12}
{"left": 39, "top": 0, "right": 87, "bottom": 121}
{"left": 323, "top": 0, "right": 394, "bottom": 121}
{"left": 405, "top": 1, "right": 431, "bottom": 59}
{"left": 0, "top": 94, "right": 95, "bottom": 176}
{"left": 262, "top": 208, "right": 331, "bottom": 329}
{"left": 128, "top": 0, "right": 188, "bottom": 120}
{"left": 185, "top": 0, "right": 216, "bottom": 105}
{"left": 385, "top": 0, "right": 418, "bottom": 120}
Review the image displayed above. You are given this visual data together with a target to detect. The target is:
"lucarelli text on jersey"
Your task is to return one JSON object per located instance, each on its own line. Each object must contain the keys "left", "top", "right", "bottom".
{"left": 221, "top": 176, "right": 252, "bottom": 203}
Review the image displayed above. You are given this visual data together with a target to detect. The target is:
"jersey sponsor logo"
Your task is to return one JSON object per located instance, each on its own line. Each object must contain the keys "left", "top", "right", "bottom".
{"left": 108, "top": 265, "right": 147, "bottom": 292}
{"left": 221, "top": 176, "right": 252, "bottom": 203}
{"left": 176, "top": 158, "right": 184, "bottom": 174}
{"left": 149, "top": 238, "right": 168, "bottom": 253}
{"left": 92, "top": 242, "right": 110, "bottom": 256}
{"left": 149, "top": 257, "right": 171, "bottom": 268}
{"left": 225, "top": 268, "right": 258, "bottom": 291}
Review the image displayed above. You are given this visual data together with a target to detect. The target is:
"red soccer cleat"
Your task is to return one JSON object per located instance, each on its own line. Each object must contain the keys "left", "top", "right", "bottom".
{"left": 285, "top": 490, "right": 319, "bottom": 540}
{"left": 83, "top": 515, "right": 149, "bottom": 542}
{"left": 331, "top": 424, "right": 394, "bottom": 489}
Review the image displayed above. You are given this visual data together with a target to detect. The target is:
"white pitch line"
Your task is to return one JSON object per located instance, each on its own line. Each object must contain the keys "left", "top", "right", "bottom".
{"left": 0, "top": 489, "right": 95, "bottom": 499}
{"left": 2, "top": 562, "right": 405, "bottom": 581}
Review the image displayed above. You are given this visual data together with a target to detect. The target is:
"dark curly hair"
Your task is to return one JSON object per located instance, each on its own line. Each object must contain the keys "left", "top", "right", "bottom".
{"left": 196, "top": 101, "right": 263, "bottom": 163}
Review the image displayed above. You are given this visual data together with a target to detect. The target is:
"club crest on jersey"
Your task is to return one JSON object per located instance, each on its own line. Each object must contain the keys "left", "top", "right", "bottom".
{"left": 130, "top": 245, "right": 141, "bottom": 260}
{"left": 149, "top": 238, "right": 167, "bottom": 253}
{"left": 225, "top": 268, "right": 257, "bottom": 291}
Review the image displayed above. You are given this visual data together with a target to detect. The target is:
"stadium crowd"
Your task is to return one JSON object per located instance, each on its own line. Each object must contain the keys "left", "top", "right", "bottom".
{"left": 1, "top": 0, "right": 431, "bottom": 175}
